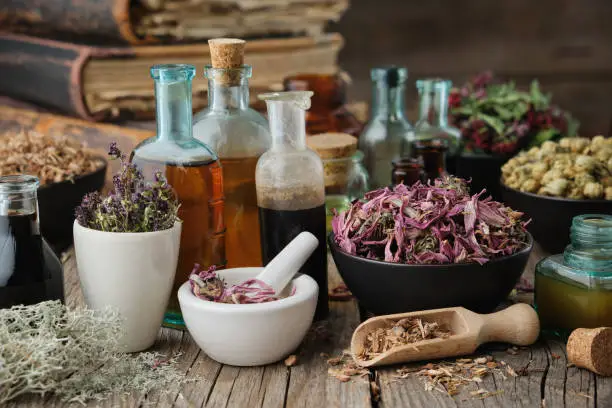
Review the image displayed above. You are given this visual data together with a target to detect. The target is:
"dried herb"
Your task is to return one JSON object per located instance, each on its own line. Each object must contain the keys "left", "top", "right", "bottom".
{"left": 329, "top": 283, "right": 352, "bottom": 301}
{"left": 395, "top": 356, "right": 515, "bottom": 398}
{"left": 0, "top": 301, "right": 186, "bottom": 404}
{"left": 75, "top": 143, "right": 180, "bottom": 233}
{"left": 0, "top": 130, "right": 104, "bottom": 185}
{"left": 188, "top": 264, "right": 293, "bottom": 304}
{"left": 332, "top": 176, "right": 530, "bottom": 265}
{"left": 326, "top": 350, "right": 369, "bottom": 382}
{"left": 359, "top": 318, "right": 452, "bottom": 361}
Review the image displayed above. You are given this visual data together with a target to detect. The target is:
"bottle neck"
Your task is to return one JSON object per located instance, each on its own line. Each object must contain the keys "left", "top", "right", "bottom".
{"left": 418, "top": 80, "right": 450, "bottom": 127}
{"left": 564, "top": 215, "right": 612, "bottom": 271}
{"left": 154, "top": 78, "right": 194, "bottom": 143}
{"left": 371, "top": 81, "right": 407, "bottom": 120}
{"left": 267, "top": 100, "right": 307, "bottom": 151}
{"left": 208, "top": 79, "right": 250, "bottom": 111}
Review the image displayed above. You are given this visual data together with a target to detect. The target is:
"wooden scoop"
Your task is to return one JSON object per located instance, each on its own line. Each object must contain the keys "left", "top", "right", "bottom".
{"left": 351, "top": 303, "right": 540, "bottom": 367}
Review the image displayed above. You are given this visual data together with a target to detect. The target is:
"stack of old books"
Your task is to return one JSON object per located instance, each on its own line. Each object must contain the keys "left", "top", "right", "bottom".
{"left": 0, "top": 0, "right": 348, "bottom": 121}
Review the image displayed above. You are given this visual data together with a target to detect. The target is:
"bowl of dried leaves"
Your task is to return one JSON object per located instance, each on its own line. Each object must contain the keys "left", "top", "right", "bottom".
{"left": 329, "top": 176, "right": 533, "bottom": 315}
{"left": 501, "top": 136, "right": 612, "bottom": 254}
{"left": 0, "top": 130, "right": 107, "bottom": 251}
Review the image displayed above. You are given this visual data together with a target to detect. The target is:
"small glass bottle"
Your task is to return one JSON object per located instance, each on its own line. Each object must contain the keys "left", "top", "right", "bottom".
{"left": 131, "top": 64, "right": 225, "bottom": 329}
{"left": 0, "top": 175, "right": 64, "bottom": 309}
{"left": 412, "top": 78, "right": 461, "bottom": 181}
{"left": 391, "top": 157, "right": 424, "bottom": 187}
{"left": 283, "top": 73, "right": 363, "bottom": 137}
{"left": 256, "top": 91, "right": 328, "bottom": 319}
{"left": 359, "top": 67, "right": 414, "bottom": 189}
{"left": 535, "top": 214, "right": 612, "bottom": 336}
{"left": 193, "top": 59, "right": 270, "bottom": 269}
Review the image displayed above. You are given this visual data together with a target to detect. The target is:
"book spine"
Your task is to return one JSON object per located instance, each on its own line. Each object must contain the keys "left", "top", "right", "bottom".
{"left": 0, "top": 34, "right": 130, "bottom": 120}
{"left": 0, "top": 0, "right": 143, "bottom": 44}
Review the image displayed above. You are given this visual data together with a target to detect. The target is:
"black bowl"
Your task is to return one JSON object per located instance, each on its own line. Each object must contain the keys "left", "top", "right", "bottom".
{"left": 452, "top": 153, "right": 508, "bottom": 200}
{"left": 37, "top": 158, "right": 107, "bottom": 253}
{"left": 501, "top": 184, "right": 612, "bottom": 254}
{"left": 328, "top": 232, "right": 533, "bottom": 315}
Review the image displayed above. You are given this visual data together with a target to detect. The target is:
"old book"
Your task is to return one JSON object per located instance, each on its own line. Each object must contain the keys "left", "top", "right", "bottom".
{"left": 0, "top": 33, "right": 343, "bottom": 121}
{"left": 1, "top": 0, "right": 348, "bottom": 45}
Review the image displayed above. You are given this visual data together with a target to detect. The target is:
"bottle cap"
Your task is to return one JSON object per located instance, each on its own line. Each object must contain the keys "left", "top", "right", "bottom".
{"left": 567, "top": 327, "right": 612, "bottom": 376}
{"left": 208, "top": 38, "right": 246, "bottom": 85}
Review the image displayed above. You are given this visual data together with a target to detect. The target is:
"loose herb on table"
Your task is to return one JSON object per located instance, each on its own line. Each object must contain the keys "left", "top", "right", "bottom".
{"left": 358, "top": 318, "right": 452, "bottom": 361}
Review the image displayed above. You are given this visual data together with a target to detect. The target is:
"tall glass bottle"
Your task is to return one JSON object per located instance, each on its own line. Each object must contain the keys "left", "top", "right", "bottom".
{"left": 0, "top": 175, "right": 64, "bottom": 308}
{"left": 193, "top": 64, "right": 270, "bottom": 268}
{"left": 359, "top": 67, "right": 414, "bottom": 189}
{"left": 413, "top": 79, "right": 461, "bottom": 181}
{"left": 131, "top": 64, "right": 225, "bottom": 329}
{"left": 256, "top": 91, "right": 328, "bottom": 320}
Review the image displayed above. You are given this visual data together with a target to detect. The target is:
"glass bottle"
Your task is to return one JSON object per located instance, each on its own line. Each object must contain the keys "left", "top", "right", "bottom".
{"left": 256, "top": 91, "right": 328, "bottom": 320}
{"left": 359, "top": 67, "right": 414, "bottom": 189}
{"left": 391, "top": 157, "right": 424, "bottom": 187}
{"left": 193, "top": 64, "right": 270, "bottom": 268}
{"left": 0, "top": 175, "right": 64, "bottom": 309}
{"left": 323, "top": 150, "right": 370, "bottom": 233}
{"left": 283, "top": 73, "right": 363, "bottom": 137}
{"left": 413, "top": 78, "right": 461, "bottom": 180}
{"left": 535, "top": 214, "right": 612, "bottom": 336}
{"left": 131, "top": 64, "right": 225, "bottom": 329}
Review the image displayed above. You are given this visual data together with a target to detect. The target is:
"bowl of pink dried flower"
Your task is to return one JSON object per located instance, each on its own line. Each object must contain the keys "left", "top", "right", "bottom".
{"left": 329, "top": 176, "right": 533, "bottom": 315}
{"left": 178, "top": 265, "right": 318, "bottom": 366}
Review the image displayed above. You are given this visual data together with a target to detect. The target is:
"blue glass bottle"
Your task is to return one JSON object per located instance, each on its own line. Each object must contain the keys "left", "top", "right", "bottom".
{"left": 359, "top": 67, "right": 414, "bottom": 189}
{"left": 131, "top": 64, "right": 226, "bottom": 329}
{"left": 535, "top": 214, "right": 612, "bottom": 336}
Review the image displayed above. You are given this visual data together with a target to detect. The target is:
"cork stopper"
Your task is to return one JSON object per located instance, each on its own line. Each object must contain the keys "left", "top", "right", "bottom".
{"left": 208, "top": 38, "right": 245, "bottom": 85}
{"left": 306, "top": 132, "right": 358, "bottom": 159}
{"left": 567, "top": 327, "right": 612, "bottom": 376}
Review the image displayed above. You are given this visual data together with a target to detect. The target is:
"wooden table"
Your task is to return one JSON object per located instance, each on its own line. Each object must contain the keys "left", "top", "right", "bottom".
{"left": 11, "top": 245, "right": 612, "bottom": 408}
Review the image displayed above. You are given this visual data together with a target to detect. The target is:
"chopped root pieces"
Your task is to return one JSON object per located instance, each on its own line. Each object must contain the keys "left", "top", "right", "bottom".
{"left": 284, "top": 355, "right": 298, "bottom": 367}
{"left": 395, "top": 356, "right": 515, "bottom": 398}
{"left": 326, "top": 350, "right": 369, "bottom": 382}
{"left": 329, "top": 284, "right": 353, "bottom": 301}
{"left": 359, "top": 318, "right": 452, "bottom": 361}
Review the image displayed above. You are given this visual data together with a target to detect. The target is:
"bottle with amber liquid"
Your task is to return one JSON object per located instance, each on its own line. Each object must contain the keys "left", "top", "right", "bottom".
{"left": 131, "top": 64, "right": 225, "bottom": 329}
{"left": 0, "top": 175, "right": 64, "bottom": 309}
{"left": 193, "top": 38, "right": 270, "bottom": 268}
{"left": 283, "top": 73, "right": 363, "bottom": 137}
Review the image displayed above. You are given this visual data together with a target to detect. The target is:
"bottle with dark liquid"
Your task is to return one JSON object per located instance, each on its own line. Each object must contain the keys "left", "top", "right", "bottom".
{"left": 283, "top": 73, "right": 363, "bottom": 137}
{"left": 0, "top": 175, "right": 64, "bottom": 309}
{"left": 193, "top": 38, "right": 270, "bottom": 269}
{"left": 131, "top": 64, "right": 225, "bottom": 329}
{"left": 256, "top": 91, "right": 328, "bottom": 319}
{"left": 391, "top": 157, "right": 424, "bottom": 187}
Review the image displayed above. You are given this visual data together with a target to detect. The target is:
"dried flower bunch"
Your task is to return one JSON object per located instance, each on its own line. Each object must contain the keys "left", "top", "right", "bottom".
{"left": 0, "top": 130, "right": 104, "bottom": 185}
{"left": 189, "top": 264, "right": 292, "bottom": 304}
{"left": 332, "top": 176, "right": 530, "bottom": 264}
{"left": 449, "top": 71, "right": 578, "bottom": 156}
{"left": 76, "top": 143, "right": 180, "bottom": 232}
{"left": 358, "top": 318, "right": 452, "bottom": 361}
{"left": 0, "top": 301, "right": 185, "bottom": 404}
{"left": 502, "top": 136, "right": 612, "bottom": 200}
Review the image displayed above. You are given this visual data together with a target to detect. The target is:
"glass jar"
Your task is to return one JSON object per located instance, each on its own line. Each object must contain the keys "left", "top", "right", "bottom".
{"left": 535, "top": 214, "right": 612, "bottom": 335}
{"left": 391, "top": 157, "right": 424, "bottom": 187}
{"left": 193, "top": 64, "right": 270, "bottom": 268}
{"left": 323, "top": 150, "right": 370, "bottom": 233}
{"left": 0, "top": 175, "right": 64, "bottom": 309}
{"left": 131, "top": 64, "right": 225, "bottom": 329}
{"left": 283, "top": 73, "right": 363, "bottom": 137}
{"left": 413, "top": 78, "right": 461, "bottom": 181}
{"left": 359, "top": 67, "right": 415, "bottom": 189}
{"left": 256, "top": 91, "right": 328, "bottom": 320}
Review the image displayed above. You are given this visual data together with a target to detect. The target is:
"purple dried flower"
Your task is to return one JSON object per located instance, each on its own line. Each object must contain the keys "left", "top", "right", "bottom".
{"left": 75, "top": 143, "right": 180, "bottom": 233}
{"left": 332, "top": 176, "right": 530, "bottom": 265}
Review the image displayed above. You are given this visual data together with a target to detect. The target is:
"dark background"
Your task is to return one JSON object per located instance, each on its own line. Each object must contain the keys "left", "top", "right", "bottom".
{"left": 332, "top": 0, "right": 612, "bottom": 136}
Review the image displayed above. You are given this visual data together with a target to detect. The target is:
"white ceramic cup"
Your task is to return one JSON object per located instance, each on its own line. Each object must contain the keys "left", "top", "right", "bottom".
{"left": 73, "top": 220, "right": 181, "bottom": 352}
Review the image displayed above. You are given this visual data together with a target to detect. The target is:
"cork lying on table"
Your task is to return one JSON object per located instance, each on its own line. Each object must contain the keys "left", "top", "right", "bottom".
{"left": 567, "top": 327, "right": 612, "bottom": 376}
